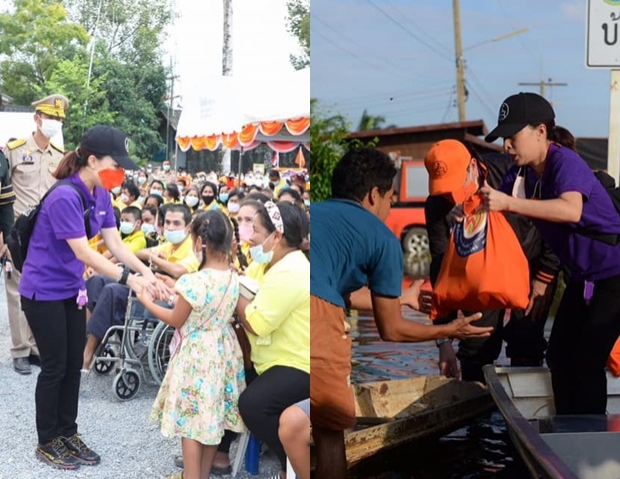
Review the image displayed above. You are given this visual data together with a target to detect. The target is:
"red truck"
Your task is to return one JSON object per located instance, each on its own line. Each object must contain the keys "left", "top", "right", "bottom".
{"left": 385, "top": 154, "right": 429, "bottom": 257}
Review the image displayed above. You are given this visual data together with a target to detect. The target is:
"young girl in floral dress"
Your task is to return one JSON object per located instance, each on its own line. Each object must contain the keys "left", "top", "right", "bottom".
{"left": 138, "top": 210, "right": 244, "bottom": 479}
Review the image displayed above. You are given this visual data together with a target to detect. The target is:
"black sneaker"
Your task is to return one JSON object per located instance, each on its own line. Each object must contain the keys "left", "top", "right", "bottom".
{"left": 35, "top": 438, "right": 81, "bottom": 470}
{"left": 61, "top": 433, "right": 101, "bottom": 465}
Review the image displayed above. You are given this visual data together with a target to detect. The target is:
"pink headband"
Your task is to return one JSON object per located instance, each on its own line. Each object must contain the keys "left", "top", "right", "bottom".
{"left": 265, "top": 201, "right": 284, "bottom": 234}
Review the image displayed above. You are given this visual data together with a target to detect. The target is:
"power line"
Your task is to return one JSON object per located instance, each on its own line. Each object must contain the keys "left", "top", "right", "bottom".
{"left": 363, "top": 0, "right": 453, "bottom": 62}
{"left": 312, "top": 29, "right": 422, "bottom": 83}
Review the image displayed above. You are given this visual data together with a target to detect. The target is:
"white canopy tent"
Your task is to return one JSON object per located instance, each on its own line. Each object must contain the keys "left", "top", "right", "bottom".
{"left": 175, "top": 67, "right": 310, "bottom": 153}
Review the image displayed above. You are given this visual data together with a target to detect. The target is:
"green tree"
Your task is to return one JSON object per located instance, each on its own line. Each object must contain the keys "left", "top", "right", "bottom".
{"left": 286, "top": 0, "right": 309, "bottom": 70}
{"left": 63, "top": 0, "right": 173, "bottom": 65}
{"left": 311, "top": 99, "right": 377, "bottom": 202}
{"left": 92, "top": 51, "right": 167, "bottom": 163}
{"left": 0, "top": 0, "right": 89, "bottom": 104}
{"left": 41, "top": 55, "right": 115, "bottom": 149}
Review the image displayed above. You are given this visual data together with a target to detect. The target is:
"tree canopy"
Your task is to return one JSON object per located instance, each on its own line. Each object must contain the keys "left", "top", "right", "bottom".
{"left": 287, "top": 0, "right": 309, "bottom": 70}
{"left": 0, "top": 0, "right": 170, "bottom": 160}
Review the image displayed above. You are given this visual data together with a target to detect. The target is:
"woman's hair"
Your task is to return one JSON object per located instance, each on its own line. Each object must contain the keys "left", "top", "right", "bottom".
{"left": 165, "top": 184, "right": 180, "bottom": 201}
{"left": 228, "top": 188, "right": 245, "bottom": 202}
{"left": 54, "top": 148, "right": 102, "bottom": 179}
{"left": 191, "top": 210, "right": 233, "bottom": 269}
{"left": 254, "top": 201, "right": 309, "bottom": 250}
{"left": 229, "top": 217, "right": 249, "bottom": 269}
{"left": 201, "top": 181, "right": 218, "bottom": 197}
{"left": 141, "top": 205, "right": 157, "bottom": 219}
{"left": 278, "top": 188, "right": 302, "bottom": 204}
{"left": 150, "top": 179, "right": 165, "bottom": 191}
{"left": 146, "top": 193, "right": 164, "bottom": 208}
{"left": 246, "top": 192, "right": 270, "bottom": 204}
{"left": 547, "top": 124, "right": 576, "bottom": 151}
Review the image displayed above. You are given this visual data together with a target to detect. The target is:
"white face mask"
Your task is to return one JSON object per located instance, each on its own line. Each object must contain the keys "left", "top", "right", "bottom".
{"left": 184, "top": 196, "right": 199, "bottom": 207}
{"left": 163, "top": 165, "right": 171, "bottom": 172}
{"left": 111, "top": 186, "right": 122, "bottom": 195}
{"left": 40, "top": 119, "right": 62, "bottom": 139}
{"left": 141, "top": 223, "right": 156, "bottom": 235}
{"left": 138, "top": 176, "right": 147, "bottom": 185}
{"left": 120, "top": 193, "right": 129, "bottom": 204}
{"left": 228, "top": 202, "right": 240, "bottom": 214}
{"left": 150, "top": 189, "right": 163, "bottom": 197}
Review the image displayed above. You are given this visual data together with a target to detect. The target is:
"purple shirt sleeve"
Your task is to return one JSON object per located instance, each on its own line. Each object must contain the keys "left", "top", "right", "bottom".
{"left": 549, "top": 149, "right": 594, "bottom": 200}
{"left": 46, "top": 189, "right": 88, "bottom": 240}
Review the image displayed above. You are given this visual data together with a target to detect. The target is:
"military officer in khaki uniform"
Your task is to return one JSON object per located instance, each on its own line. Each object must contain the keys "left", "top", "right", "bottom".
{"left": 155, "top": 159, "right": 177, "bottom": 186}
{"left": 4, "top": 94, "right": 68, "bottom": 374}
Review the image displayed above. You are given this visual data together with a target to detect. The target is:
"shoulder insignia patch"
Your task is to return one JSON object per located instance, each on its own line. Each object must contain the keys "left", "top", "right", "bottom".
{"left": 6, "top": 138, "right": 26, "bottom": 150}
{"left": 50, "top": 142, "right": 65, "bottom": 153}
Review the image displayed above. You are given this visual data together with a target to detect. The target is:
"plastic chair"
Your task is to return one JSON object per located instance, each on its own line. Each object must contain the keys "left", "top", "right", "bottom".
{"left": 231, "top": 428, "right": 260, "bottom": 477}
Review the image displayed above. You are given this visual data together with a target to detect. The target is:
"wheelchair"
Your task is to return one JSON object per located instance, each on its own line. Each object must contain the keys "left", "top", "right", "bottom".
{"left": 90, "top": 283, "right": 174, "bottom": 401}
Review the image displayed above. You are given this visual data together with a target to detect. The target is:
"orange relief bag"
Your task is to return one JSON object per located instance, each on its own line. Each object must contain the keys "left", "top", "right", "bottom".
{"left": 430, "top": 194, "right": 530, "bottom": 320}
{"left": 607, "top": 337, "right": 620, "bottom": 376}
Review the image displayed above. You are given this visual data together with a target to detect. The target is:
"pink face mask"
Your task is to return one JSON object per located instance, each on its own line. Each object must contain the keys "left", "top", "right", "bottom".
{"left": 239, "top": 224, "right": 253, "bottom": 244}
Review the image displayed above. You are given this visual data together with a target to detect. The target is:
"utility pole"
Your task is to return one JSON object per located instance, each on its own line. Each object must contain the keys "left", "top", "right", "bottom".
{"left": 221, "top": 0, "right": 233, "bottom": 174}
{"left": 518, "top": 79, "right": 567, "bottom": 99}
{"left": 453, "top": 0, "right": 466, "bottom": 122}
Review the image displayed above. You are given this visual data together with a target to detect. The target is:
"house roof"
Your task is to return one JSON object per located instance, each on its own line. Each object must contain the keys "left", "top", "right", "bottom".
{"left": 347, "top": 119, "right": 488, "bottom": 139}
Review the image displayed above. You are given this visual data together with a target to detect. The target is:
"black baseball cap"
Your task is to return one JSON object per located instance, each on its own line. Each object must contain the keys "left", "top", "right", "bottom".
{"left": 485, "top": 92, "right": 555, "bottom": 143}
{"left": 81, "top": 125, "right": 139, "bottom": 170}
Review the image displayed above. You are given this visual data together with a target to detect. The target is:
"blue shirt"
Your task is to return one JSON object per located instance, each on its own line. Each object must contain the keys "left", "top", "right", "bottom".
{"left": 310, "top": 199, "right": 403, "bottom": 309}
{"left": 500, "top": 144, "right": 620, "bottom": 281}
{"left": 19, "top": 172, "right": 117, "bottom": 300}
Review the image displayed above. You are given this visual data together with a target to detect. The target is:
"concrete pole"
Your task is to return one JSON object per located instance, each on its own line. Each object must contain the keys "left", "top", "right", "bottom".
{"left": 453, "top": 0, "right": 466, "bottom": 122}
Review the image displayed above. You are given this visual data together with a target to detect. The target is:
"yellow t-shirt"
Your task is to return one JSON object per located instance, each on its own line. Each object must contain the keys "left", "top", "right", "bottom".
{"left": 153, "top": 234, "right": 199, "bottom": 273}
{"left": 244, "top": 250, "right": 309, "bottom": 375}
{"left": 122, "top": 230, "right": 147, "bottom": 254}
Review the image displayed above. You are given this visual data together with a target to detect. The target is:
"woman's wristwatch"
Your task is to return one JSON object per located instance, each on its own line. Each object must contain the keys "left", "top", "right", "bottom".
{"left": 117, "top": 266, "right": 131, "bottom": 285}
{"left": 436, "top": 338, "right": 453, "bottom": 347}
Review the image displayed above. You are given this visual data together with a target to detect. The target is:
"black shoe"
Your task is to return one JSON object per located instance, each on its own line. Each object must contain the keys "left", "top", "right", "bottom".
{"left": 61, "top": 433, "right": 101, "bottom": 465}
{"left": 35, "top": 438, "right": 81, "bottom": 470}
{"left": 28, "top": 354, "right": 41, "bottom": 366}
{"left": 13, "top": 357, "right": 31, "bottom": 375}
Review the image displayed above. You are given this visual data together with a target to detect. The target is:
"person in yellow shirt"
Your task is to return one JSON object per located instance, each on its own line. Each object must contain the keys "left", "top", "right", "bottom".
{"left": 200, "top": 181, "right": 222, "bottom": 212}
{"left": 82, "top": 204, "right": 198, "bottom": 370}
{"left": 104, "top": 206, "right": 147, "bottom": 260}
{"left": 117, "top": 182, "right": 142, "bottom": 210}
{"left": 268, "top": 169, "right": 289, "bottom": 198}
{"left": 235, "top": 201, "right": 309, "bottom": 479}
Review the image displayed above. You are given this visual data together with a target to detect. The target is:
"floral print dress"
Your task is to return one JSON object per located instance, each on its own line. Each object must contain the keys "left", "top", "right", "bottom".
{"left": 151, "top": 268, "right": 245, "bottom": 445}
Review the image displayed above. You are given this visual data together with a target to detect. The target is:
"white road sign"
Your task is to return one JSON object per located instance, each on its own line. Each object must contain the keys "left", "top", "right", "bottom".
{"left": 587, "top": 0, "right": 620, "bottom": 68}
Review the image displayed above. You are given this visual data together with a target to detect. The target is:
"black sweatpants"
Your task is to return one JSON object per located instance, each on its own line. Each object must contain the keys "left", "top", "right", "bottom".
{"left": 546, "top": 275, "right": 620, "bottom": 415}
{"left": 21, "top": 295, "right": 86, "bottom": 445}
{"left": 239, "top": 366, "right": 309, "bottom": 470}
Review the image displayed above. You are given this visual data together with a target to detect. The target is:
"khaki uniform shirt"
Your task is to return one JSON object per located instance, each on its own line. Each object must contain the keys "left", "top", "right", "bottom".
{"left": 156, "top": 170, "right": 177, "bottom": 187}
{"left": 5, "top": 135, "right": 63, "bottom": 217}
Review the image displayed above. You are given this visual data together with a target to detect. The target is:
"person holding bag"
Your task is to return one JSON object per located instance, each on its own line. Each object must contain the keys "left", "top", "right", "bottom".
{"left": 481, "top": 92, "right": 620, "bottom": 415}
{"left": 18, "top": 125, "right": 158, "bottom": 470}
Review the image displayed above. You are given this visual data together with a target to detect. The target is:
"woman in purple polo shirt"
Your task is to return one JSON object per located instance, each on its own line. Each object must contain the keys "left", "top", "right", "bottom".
{"left": 480, "top": 92, "right": 620, "bottom": 416}
{"left": 19, "top": 125, "right": 158, "bottom": 470}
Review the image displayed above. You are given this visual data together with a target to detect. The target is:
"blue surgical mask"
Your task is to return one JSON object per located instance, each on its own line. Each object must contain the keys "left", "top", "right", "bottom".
{"left": 304, "top": 199, "right": 310, "bottom": 207}
{"left": 164, "top": 229, "right": 186, "bottom": 244}
{"left": 141, "top": 223, "right": 156, "bottom": 235}
{"left": 119, "top": 221, "right": 135, "bottom": 235}
{"left": 150, "top": 189, "right": 163, "bottom": 197}
{"left": 219, "top": 193, "right": 229, "bottom": 203}
{"left": 249, "top": 233, "right": 275, "bottom": 264}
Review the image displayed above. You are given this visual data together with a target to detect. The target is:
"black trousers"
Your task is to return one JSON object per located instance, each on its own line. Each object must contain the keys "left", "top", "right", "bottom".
{"left": 547, "top": 275, "right": 620, "bottom": 415}
{"left": 21, "top": 295, "right": 86, "bottom": 445}
{"left": 239, "top": 366, "right": 309, "bottom": 470}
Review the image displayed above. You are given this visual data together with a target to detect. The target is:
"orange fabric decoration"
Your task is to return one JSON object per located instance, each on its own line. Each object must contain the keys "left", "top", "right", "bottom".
{"left": 259, "top": 121, "right": 283, "bottom": 136}
{"left": 177, "top": 136, "right": 191, "bottom": 151}
{"left": 221, "top": 132, "right": 239, "bottom": 149}
{"left": 430, "top": 194, "right": 530, "bottom": 320}
{"left": 294, "top": 147, "right": 306, "bottom": 167}
{"left": 190, "top": 136, "right": 207, "bottom": 151}
{"left": 286, "top": 117, "right": 310, "bottom": 135}
{"left": 607, "top": 338, "right": 620, "bottom": 376}
{"left": 204, "top": 135, "right": 219, "bottom": 151}
{"left": 239, "top": 123, "right": 259, "bottom": 146}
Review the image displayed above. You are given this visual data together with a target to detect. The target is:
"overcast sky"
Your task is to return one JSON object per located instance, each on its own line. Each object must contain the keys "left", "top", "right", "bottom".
{"left": 311, "top": 0, "right": 612, "bottom": 138}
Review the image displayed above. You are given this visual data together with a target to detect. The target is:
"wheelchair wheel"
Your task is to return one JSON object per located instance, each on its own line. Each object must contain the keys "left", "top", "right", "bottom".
{"left": 112, "top": 368, "right": 140, "bottom": 401}
{"left": 148, "top": 321, "right": 174, "bottom": 385}
{"left": 93, "top": 345, "right": 115, "bottom": 375}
